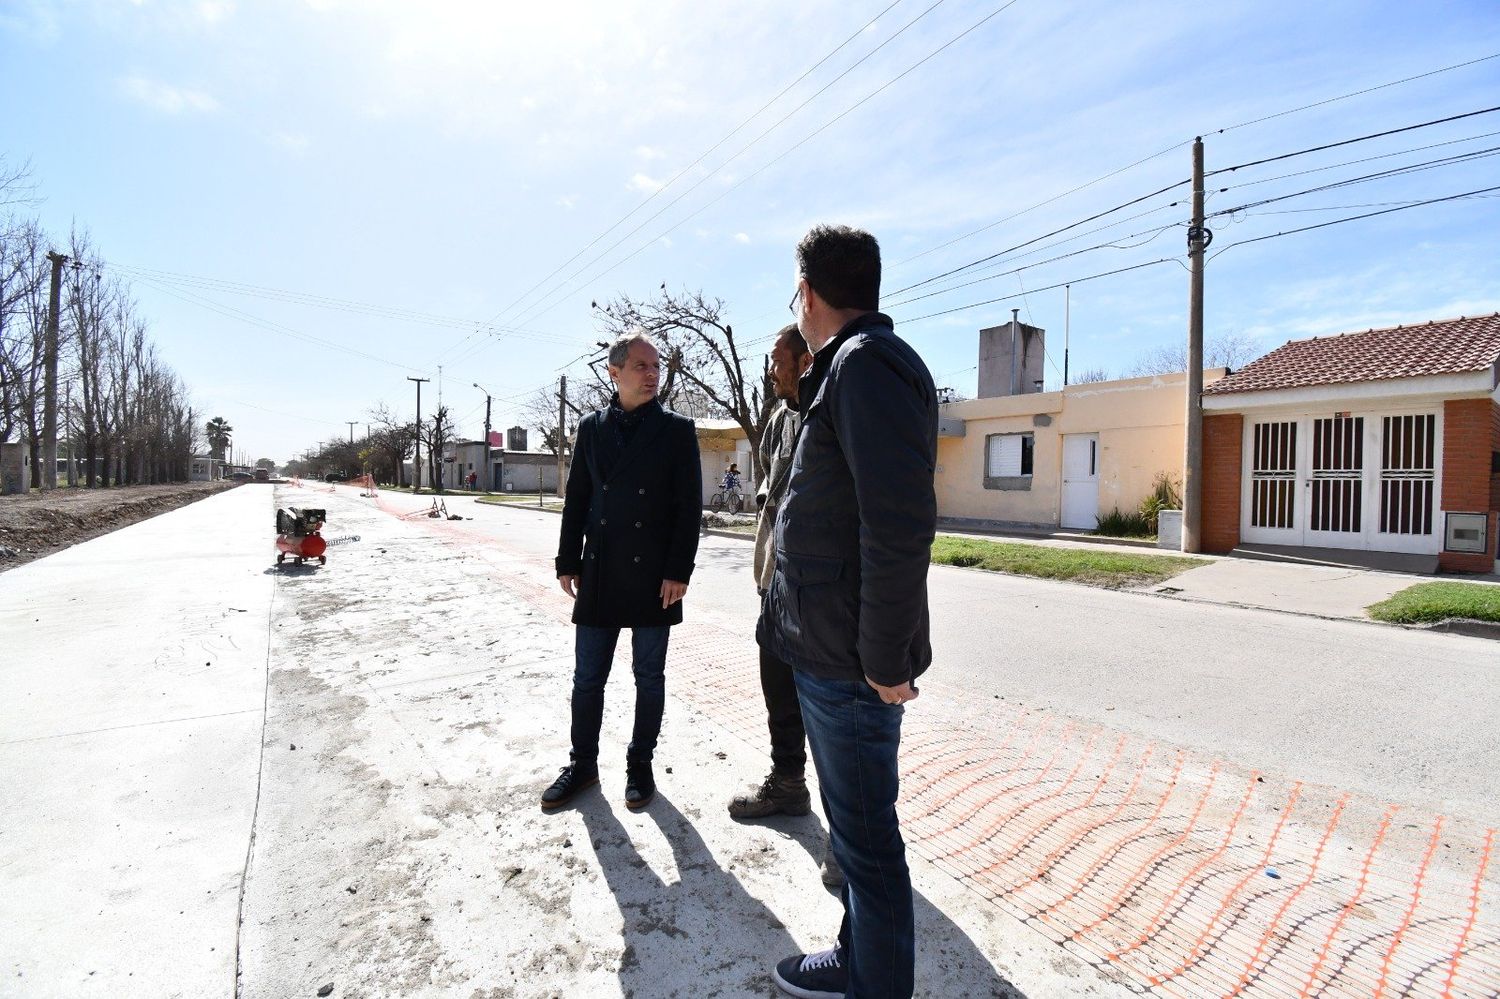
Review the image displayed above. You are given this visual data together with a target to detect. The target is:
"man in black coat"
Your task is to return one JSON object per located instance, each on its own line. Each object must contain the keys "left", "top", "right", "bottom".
{"left": 761, "top": 225, "right": 937, "bottom": 999}
{"left": 542, "top": 332, "right": 702, "bottom": 812}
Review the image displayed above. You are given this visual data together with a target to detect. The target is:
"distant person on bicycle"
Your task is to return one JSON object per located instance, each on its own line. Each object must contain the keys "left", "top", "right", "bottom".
{"left": 721, "top": 464, "right": 741, "bottom": 495}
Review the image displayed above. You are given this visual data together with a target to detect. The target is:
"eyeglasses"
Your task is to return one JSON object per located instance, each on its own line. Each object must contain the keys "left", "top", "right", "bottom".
{"left": 788, "top": 282, "right": 803, "bottom": 316}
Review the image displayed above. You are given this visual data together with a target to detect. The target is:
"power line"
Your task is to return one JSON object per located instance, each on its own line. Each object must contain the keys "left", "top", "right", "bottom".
{"left": 887, "top": 54, "right": 1500, "bottom": 279}
{"left": 1207, "top": 105, "right": 1500, "bottom": 177}
{"left": 1216, "top": 51, "right": 1500, "bottom": 133}
{"left": 479, "top": 0, "right": 915, "bottom": 328}
{"left": 894, "top": 258, "right": 1176, "bottom": 325}
{"left": 128, "top": 275, "right": 429, "bottom": 374}
{"left": 1208, "top": 145, "right": 1500, "bottom": 219}
{"left": 1207, "top": 184, "right": 1500, "bottom": 261}
{"left": 511, "top": 0, "right": 1027, "bottom": 330}
{"left": 1220, "top": 129, "right": 1500, "bottom": 191}
{"left": 885, "top": 219, "right": 1183, "bottom": 309}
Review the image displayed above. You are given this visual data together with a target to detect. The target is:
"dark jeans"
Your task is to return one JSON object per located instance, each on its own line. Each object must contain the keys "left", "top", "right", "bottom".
{"left": 759, "top": 645, "right": 807, "bottom": 777}
{"left": 795, "top": 671, "right": 914, "bottom": 998}
{"left": 569, "top": 624, "right": 670, "bottom": 765}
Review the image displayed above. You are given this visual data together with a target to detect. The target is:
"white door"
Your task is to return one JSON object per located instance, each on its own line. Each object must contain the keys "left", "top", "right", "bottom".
{"left": 1242, "top": 418, "right": 1302, "bottom": 545}
{"left": 1061, "top": 434, "right": 1099, "bottom": 529}
{"left": 1304, "top": 415, "right": 1366, "bottom": 550}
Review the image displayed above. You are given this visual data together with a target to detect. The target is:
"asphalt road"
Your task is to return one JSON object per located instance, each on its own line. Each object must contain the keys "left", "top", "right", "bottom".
{"left": 461, "top": 495, "right": 1500, "bottom": 828}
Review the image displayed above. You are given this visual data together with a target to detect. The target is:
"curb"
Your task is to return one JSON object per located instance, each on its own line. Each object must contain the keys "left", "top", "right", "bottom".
{"left": 1411, "top": 618, "right": 1500, "bottom": 640}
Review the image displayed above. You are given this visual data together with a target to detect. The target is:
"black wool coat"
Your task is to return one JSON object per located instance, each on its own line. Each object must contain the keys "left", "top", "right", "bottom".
{"left": 554, "top": 400, "right": 702, "bottom": 628}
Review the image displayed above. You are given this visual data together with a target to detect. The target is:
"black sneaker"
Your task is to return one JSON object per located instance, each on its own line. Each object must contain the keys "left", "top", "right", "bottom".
{"left": 773, "top": 946, "right": 846, "bottom": 999}
{"left": 540, "top": 762, "right": 598, "bottom": 811}
{"left": 624, "top": 759, "right": 655, "bottom": 811}
{"left": 728, "top": 771, "right": 812, "bottom": 820}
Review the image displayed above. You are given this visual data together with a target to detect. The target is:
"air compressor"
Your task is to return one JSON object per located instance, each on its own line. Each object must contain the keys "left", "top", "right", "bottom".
{"left": 275, "top": 507, "right": 327, "bottom": 565}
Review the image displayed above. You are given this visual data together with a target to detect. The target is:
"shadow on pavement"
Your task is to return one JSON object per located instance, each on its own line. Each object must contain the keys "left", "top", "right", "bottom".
{"left": 579, "top": 794, "right": 1023, "bottom": 997}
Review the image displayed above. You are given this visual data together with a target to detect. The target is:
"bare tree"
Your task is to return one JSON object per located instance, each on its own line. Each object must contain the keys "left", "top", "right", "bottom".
{"left": 593, "top": 288, "right": 775, "bottom": 483}
{"left": 1072, "top": 367, "right": 1113, "bottom": 384}
{"left": 1125, "top": 330, "right": 1264, "bottom": 377}
{"left": 369, "top": 402, "right": 417, "bottom": 486}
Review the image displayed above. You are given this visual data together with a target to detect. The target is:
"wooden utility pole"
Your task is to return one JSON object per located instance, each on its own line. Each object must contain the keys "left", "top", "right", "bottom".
{"left": 1182, "top": 137, "right": 1208, "bottom": 553}
{"left": 407, "top": 376, "right": 429, "bottom": 493}
{"left": 40, "top": 251, "right": 66, "bottom": 489}
{"left": 556, "top": 375, "right": 567, "bottom": 498}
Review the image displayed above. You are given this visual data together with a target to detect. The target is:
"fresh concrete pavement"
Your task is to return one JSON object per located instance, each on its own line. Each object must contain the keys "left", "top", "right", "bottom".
{"left": 2, "top": 483, "right": 1498, "bottom": 996}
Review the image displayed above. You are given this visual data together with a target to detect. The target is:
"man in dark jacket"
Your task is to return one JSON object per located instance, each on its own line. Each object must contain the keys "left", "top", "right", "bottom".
{"left": 760, "top": 226, "right": 937, "bottom": 999}
{"left": 542, "top": 332, "right": 702, "bottom": 813}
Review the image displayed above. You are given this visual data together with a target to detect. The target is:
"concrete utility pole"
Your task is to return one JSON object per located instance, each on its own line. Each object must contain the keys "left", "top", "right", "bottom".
{"left": 407, "top": 376, "right": 430, "bottom": 493}
{"left": 1182, "top": 136, "right": 1209, "bottom": 553}
{"left": 556, "top": 375, "right": 567, "bottom": 498}
{"left": 346, "top": 421, "right": 356, "bottom": 444}
{"left": 40, "top": 251, "right": 66, "bottom": 489}
{"left": 473, "top": 383, "right": 492, "bottom": 492}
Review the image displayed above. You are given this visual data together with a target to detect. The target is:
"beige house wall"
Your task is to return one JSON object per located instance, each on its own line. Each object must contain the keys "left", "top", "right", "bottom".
{"left": 935, "top": 370, "right": 1226, "bottom": 525}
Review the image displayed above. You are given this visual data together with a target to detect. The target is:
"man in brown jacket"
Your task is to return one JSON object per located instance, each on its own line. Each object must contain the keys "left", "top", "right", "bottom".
{"left": 728, "top": 323, "right": 842, "bottom": 886}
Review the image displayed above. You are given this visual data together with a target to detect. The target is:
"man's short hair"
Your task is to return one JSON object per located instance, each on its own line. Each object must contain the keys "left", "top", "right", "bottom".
{"left": 607, "top": 331, "right": 659, "bottom": 368}
{"left": 796, "top": 225, "right": 881, "bottom": 311}
{"left": 776, "top": 322, "right": 808, "bottom": 359}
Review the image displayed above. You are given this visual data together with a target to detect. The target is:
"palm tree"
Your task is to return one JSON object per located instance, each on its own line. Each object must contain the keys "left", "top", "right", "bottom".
{"left": 205, "top": 416, "right": 233, "bottom": 461}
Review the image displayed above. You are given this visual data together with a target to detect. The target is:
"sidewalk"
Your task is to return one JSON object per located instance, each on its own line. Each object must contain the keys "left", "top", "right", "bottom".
{"left": 935, "top": 521, "right": 1456, "bottom": 622}
{"left": 0, "top": 485, "right": 275, "bottom": 997}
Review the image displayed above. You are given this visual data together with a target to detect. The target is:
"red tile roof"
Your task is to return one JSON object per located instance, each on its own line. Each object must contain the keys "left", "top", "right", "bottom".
{"left": 1204, "top": 313, "right": 1500, "bottom": 395}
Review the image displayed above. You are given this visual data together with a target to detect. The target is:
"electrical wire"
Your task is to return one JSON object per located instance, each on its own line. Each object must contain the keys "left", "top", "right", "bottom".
{"left": 1207, "top": 184, "right": 1500, "bottom": 261}
{"left": 1219, "top": 129, "right": 1500, "bottom": 191}
{"left": 1207, "top": 105, "right": 1500, "bottom": 177}
{"left": 894, "top": 258, "right": 1176, "bottom": 325}
{"left": 510, "top": 0, "right": 1027, "bottom": 330}
{"left": 479, "top": 0, "right": 916, "bottom": 328}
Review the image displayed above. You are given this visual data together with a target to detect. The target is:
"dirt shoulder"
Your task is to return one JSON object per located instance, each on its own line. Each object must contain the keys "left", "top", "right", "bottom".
{"left": 0, "top": 480, "right": 240, "bottom": 572}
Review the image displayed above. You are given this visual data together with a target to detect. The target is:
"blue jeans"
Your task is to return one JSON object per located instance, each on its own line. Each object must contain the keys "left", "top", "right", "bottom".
{"left": 569, "top": 625, "right": 670, "bottom": 764}
{"left": 794, "top": 671, "right": 914, "bottom": 998}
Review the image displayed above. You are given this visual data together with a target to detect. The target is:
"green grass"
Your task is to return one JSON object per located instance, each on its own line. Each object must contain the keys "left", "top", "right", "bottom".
{"left": 931, "top": 536, "right": 1207, "bottom": 589}
{"left": 1366, "top": 582, "right": 1500, "bottom": 624}
{"left": 475, "top": 494, "right": 564, "bottom": 508}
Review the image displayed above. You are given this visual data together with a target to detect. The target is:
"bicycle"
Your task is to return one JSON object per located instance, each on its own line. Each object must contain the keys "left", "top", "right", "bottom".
{"left": 709, "top": 489, "right": 745, "bottom": 513}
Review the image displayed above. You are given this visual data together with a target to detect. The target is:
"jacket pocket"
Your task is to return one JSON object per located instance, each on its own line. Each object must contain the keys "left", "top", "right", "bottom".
{"left": 778, "top": 552, "right": 858, "bottom": 667}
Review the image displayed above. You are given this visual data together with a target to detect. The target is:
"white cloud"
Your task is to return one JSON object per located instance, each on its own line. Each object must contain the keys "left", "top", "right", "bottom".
{"left": 197, "top": 1, "right": 234, "bottom": 24}
{"left": 627, "top": 173, "right": 663, "bottom": 193}
{"left": 733, "top": 232, "right": 750, "bottom": 244}
{"left": 119, "top": 75, "right": 219, "bottom": 114}
{"left": 271, "top": 131, "right": 310, "bottom": 154}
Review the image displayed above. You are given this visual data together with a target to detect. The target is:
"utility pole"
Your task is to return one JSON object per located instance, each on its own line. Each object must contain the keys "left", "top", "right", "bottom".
{"left": 407, "top": 376, "right": 430, "bottom": 493}
{"left": 41, "top": 251, "right": 66, "bottom": 489}
{"left": 1182, "top": 136, "right": 1209, "bottom": 553}
{"left": 556, "top": 375, "right": 568, "bottom": 498}
{"left": 473, "top": 383, "right": 492, "bottom": 493}
{"left": 1063, "top": 284, "right": 1071, "bottom": 388}
{"left": 346, "top": 421, "right": 357, "bottom": 444}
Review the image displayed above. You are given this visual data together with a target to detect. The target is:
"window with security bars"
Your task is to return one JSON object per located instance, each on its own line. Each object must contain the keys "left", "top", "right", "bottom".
{"left": 1250, "top": 421, "right": 1296, "bottom": 529}
{"left": 1311, "top": 416, "right": 1363, "bottom": 533}
{"left": 1380, "top": 414, "right": 1435, "bottom": 535}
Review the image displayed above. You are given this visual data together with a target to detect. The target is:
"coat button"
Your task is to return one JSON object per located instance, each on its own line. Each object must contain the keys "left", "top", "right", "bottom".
{"left": 638, "top": 488, "right": 645, "bottom": 494}
{"left": 633, "top": 556, "right": 641, "bottom": 563}
{"left": 600, "top": 518, "right": 607, "bottom": 526}
{"left": 603, "top": 484, "right": 609, "bottom": 491}
{"left": 635, "top": 521, "right": 642, "bottom": 528}
{"left": 589, "top": 553, "right": 596, "bottom": 560}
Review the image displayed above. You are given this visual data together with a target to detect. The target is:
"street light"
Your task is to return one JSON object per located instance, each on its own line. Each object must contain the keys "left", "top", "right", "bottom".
{"left": 473, "top": 382, "right": 493, "bottom": 492}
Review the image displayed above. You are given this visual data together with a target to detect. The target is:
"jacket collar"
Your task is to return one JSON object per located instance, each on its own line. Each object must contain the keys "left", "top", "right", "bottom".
{"left": 606, "top": 397, "right": 668, "bottom": 481}
{"left": 797, "top": 311, "right": 894, "bottom": 412}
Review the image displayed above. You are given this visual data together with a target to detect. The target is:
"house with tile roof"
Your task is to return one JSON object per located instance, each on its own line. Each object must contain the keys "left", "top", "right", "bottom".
{"left": 1200, "top": 313, "right": 1500, "bottom": 572}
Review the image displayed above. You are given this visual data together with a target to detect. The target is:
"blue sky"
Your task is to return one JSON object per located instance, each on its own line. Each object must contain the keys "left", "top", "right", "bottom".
{"left": 3, "top": 0, "right": 1497, "bottom": 463}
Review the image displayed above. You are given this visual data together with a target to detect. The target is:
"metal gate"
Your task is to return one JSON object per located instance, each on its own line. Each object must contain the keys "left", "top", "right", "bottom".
{"left": 1308, "top": 416, "right": 1364, "bottom": 538}
{"left": 1379, "top": 414, "right": 1436, "bottom": 536}
{"left": 1249, "top": 420, "right": 1297, "bottom": 532}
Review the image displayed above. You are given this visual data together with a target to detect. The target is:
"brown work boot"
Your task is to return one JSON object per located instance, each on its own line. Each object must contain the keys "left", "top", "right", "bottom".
{"left": 728, "top": 771, "right": 811, "bottom": 820}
